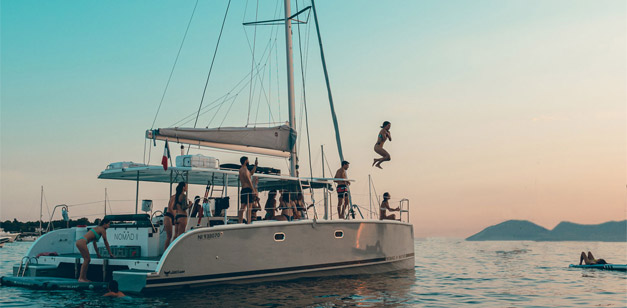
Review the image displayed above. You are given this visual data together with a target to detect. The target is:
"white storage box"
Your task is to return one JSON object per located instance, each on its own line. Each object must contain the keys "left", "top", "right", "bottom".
{"left": 175, "top": 155, "right": 219, "bottom": 169}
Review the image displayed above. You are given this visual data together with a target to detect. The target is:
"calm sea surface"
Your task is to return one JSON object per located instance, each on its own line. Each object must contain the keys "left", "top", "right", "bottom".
{"left": 0, "top": 239, "right": 625, "bottom": 307}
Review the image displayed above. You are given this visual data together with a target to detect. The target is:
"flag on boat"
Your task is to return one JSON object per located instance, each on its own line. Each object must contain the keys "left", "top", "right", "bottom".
{"left": 162, "top": 140, "right": 171, "bottom": 170}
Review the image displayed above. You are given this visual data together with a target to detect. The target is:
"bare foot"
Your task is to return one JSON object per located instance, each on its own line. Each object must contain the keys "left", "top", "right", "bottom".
{"left": 372, "top": 159, "right": 377, "bottom": 167}
{"left": 78, "top": 278, "right": 91, "bottom": 283}
{"left": 376, "top": 164, "right": 383, "bottom": 169}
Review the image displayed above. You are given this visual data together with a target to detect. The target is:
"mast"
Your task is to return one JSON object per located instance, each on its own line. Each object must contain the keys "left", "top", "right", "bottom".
{"left": 311, "top": 0, "right": 344, "bottom": 162}
{"left": 284, "top": 0, "right": 297, "bottom": 176}
{"left": 39, "top": 186, "right": 43, "bottom": 236}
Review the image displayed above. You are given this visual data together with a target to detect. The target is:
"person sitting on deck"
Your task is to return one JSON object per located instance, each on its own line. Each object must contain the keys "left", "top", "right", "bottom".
{"left": 579, "top": 251, "right": 607, "bottom": 265}
{"left": 251, "top": 195, "right": 262, "bottom": 221}
{"left": 103, "top": 280, "right": 126, "bottom": 298}
{"left": 277, "top": 191, "right": 296, "bottom": 221}
{"left": 263, "top": 190, "right": 278, "bottom": 220}
{"left": 295, "top": 192, "right": 307, "bottom": 219}
{"left": 379, "top": 192, "right": 400, "bottom": 220}
{"left": 75, "top": 218, "right": 114, "bottom": 282}
{"left": 238, "top": 156, "right": 258, "bottom": 224}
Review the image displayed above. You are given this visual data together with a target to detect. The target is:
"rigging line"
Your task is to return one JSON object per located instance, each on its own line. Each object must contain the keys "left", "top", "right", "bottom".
{"left": 43, "top": 190, "right": 51, "bottom": 217}
{"left": 170, "top": 93, "right": 229, "bottom": 127}
{"left": 206, "top": 91, "right": 233, "bottom": 128}
{"left": 143, "top": 138, "right": 148, "bottom": 164}
{"left": 246, "top": 0, "right": 259, "bottom": 126}
{"left": 275, "top": 37, "right": 281, "bottom": 122}
{"left": 66, "top": 200, "right": 107, "bottom": 207}
{"left": 322, "top": 147, "right": 334, "bottom": 177}
{"left": 219, "top": 94, "right": 240, "bottom": 127}
{"left": 242, "top": 24, "right": 280, "bottom": 126}
{"left": 192, "top": 0, "right": 232, "bottom": 130}
{"left": 208, "top": 62, "right": 269, "bottom": 127}
{"left": 295, "top": 0, "right": 315, "bottom": 188}
{"left": 151, "top": 0, "right": 200, "bottom": 130}
{"left": 171, "top": 66, "right": 260, "bottom": 127}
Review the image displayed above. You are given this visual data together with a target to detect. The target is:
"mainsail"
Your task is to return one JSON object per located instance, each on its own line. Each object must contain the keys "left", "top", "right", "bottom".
{"left": 146, "top": 125, "right": 296, "bottom": 157}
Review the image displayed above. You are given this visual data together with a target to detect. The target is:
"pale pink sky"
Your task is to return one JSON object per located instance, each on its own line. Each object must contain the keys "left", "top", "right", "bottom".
{"left": 1, "top": 1, "right": 625, "bottom": 237}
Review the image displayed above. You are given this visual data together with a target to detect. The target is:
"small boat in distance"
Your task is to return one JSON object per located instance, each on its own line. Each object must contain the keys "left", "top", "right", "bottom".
{"left": 0, "top": 229, "right": 19, "bottom": 243}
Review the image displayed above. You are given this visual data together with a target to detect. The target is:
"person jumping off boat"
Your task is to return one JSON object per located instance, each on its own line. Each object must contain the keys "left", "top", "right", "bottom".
{"left": 334, "top": 161, "right": 350, "bottom": 219}
{"left": 579, "top": 251, "right": 607, "bottom": 265}
{"left": 373, "top": 121, "right": 392, "bottom": 169}
{"left": 75, "top": 218, "right": 113, "bottom": 282}
{"left": 239, "top": 156, "right": 258, "bottom": 224}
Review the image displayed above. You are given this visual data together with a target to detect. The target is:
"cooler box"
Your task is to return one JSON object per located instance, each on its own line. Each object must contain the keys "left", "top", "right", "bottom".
{"left": 176, "top": 155, "right": 219, "bottom": 169}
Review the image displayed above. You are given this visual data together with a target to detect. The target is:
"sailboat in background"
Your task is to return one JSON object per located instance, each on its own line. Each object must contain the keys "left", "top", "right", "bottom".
{"left": 4, "top": 0, "right": 413, "bottom": 293}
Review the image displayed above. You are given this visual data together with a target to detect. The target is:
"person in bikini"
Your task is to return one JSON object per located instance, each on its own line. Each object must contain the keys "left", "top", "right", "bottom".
{"left": 579, "top": 251, "right": 608, "bottom": 265}
{"left": 379, "top": 192, "right": 400, "bottom": 220}
{"left": 373, "top": 121, "right": 392, "bottom": 169}
{"left": 295, "top": 192, "right": 307, "bottom": 219}
{"left": 75, "top": 218, "right": 114, "bottom": 282}
{"left": 238, "top": 156, "right": 258, "bottom": 224}
{"left": 277, "top": 190, "right": 297, "bottom": 221}
{"left": 334, "top": 161, "right": 350, "bottom": 219}
{"left": 263, "top": 190, "right": 278, "bottom": 220}
{"left": 170, "top": 181, "right": 191, "bottom": 241}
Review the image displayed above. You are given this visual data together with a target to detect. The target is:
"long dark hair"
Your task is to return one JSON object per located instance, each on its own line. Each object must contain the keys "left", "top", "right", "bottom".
{"left": 265, "top": 190, "right": 277, "bottom": 210}
{"left": 175, "top": 182, "right": 186, "bottom": 207}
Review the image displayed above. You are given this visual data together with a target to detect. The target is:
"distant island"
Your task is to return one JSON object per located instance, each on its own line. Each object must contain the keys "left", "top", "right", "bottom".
{"left": 466, "top": 220, "right": 627, "bottom": 242}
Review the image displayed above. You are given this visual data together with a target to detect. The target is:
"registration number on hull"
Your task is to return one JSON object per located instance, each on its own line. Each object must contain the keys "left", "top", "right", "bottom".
{"left": 198, "top": 232, "right": 223, "bottom": 240}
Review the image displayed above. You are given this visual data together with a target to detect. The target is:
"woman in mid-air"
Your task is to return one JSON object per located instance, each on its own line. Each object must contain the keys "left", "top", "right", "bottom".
{"left": 373, "top": 121, "right": 392, "bottom": 169}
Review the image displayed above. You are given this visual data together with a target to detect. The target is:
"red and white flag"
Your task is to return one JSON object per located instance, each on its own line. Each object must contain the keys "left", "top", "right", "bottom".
{"left": 162, "top": 140, "right": 171, "bottom": 170}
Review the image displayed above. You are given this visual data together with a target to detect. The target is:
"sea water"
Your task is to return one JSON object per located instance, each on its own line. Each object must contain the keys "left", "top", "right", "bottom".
{"left": 0, "top": 239, "right": 625, "bottom": 307}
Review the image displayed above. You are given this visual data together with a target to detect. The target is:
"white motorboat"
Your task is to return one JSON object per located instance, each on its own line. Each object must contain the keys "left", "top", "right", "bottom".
{"left": 0, "top": 229, "right": 19, "bottom": 243}
{"left": 5, "top": 1, "right": 414, "bottom": 293}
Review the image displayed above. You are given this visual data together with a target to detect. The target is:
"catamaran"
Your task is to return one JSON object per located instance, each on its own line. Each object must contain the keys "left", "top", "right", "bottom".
{"left": 2, "top": 0, "right": 414, "bottom": 293}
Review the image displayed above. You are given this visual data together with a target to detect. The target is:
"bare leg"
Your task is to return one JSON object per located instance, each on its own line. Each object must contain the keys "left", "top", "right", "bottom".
{"left": 163, "top": 217, "right": 173, "bottom": 250}
{"left": 175, "top": 216, "right": 187, "bottom": 238}
{"left": 76, "top": 241, "right": 91, "bottom": 282}
{"left": 238, "top": 204, "right": 248, "bottom": 223}
{"left": 246, "top": 203, "right": 252, "bottom": 224}
{"left": 588, "top": 251, "right": 595, "bottom": 261}
{"left": 580, "top": 251, "right": 593, "bottom": 265}
{"left": 374, "top": 147, "right": 391, "bottom": 169}
{"left": 337, "top": 197, "right": 343, "bottom": 219}
{"left": 341, "top": 197, "right": 348, "bottom": 219}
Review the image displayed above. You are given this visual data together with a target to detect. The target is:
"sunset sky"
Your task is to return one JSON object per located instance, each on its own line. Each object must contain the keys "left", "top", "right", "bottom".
{"left": 1, "top": 0, "right": 625, "bottom": 237}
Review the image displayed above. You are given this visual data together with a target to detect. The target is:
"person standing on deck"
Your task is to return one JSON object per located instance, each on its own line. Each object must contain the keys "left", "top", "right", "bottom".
{"left": 238, "top": 156, "right": 258, "bottom": 224}
{"left": 75, "top": 218, "right": 114, "bottom": 282}
{"left": 373, "top": 121, "right": 392, "bottom": 169}
{"left": 334, "top": 161, "right": 350, "bottom": 219}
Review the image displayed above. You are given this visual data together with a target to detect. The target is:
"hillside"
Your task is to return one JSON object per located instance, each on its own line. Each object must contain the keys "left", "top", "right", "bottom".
{"left": 466, "top": 220, "right": 626, "bottom": 242}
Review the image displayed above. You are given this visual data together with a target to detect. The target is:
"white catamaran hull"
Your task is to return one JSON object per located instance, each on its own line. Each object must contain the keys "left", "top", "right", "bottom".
{"left": 116, "top": 220, "right": 414, "bottom": 293}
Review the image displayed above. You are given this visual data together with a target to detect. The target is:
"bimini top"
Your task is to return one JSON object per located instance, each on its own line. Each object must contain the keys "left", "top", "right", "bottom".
{"left": 97, "top": 163, "right": 342, "bottom": 191}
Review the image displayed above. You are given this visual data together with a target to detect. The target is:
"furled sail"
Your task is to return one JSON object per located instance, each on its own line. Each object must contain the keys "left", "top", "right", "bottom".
{"left": 146, "top": 125, "right": 296, "bottom": 158}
